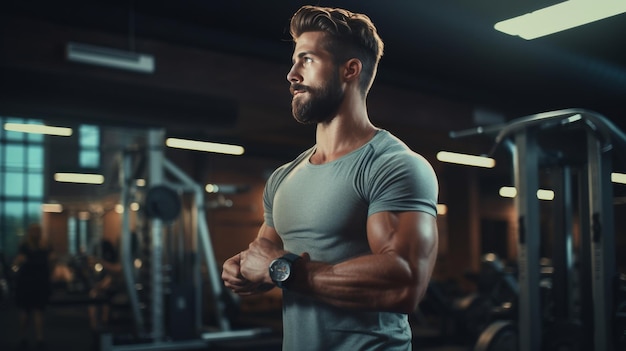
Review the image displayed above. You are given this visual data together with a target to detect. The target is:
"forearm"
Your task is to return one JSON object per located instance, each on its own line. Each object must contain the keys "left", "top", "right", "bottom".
{"left": 290, "top": 253, "right": 428, "bottom": 313}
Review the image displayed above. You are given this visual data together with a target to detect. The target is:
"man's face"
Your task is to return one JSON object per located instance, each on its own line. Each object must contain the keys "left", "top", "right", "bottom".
{"left": 288, "top": 31, "right": 345, "bottom": 124}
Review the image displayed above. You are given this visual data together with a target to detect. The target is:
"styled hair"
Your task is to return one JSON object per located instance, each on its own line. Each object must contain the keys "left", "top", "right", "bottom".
{"left": 289, "top": 5, "right": 384, "bottom": 96}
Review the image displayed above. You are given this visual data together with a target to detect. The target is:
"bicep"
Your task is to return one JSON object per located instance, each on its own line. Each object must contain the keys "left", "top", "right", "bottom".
{"left": 367, "top": 211, "right": 438, "bottom": 266}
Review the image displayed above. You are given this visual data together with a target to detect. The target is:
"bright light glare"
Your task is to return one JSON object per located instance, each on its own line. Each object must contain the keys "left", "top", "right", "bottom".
{"left": 436, "top": 151, "right": 495, "bottom": 168}
{"left": 499, "top": 186, "right": 554, "bottom": 200}
{"left": 115, "top": 204, "right": 124, "bottom": 214}
{"left": 495, "top": 1, "right": 626, "bottom": 40}
{"left": 54, "top": 173, "right": 104, "bottom": 184}
{"left": 166, "top": 138, "right": 244, "bottom": 155}
{"left": 41, "top": 203, "right": 63, "bottom": 213}
{"left": 4, "top": 122, "right": 73, "bottom": 136}
{"left": 537, "top": 189, "right": 555, "bottom": 201}
{"left": 206, "top": 184, "right": 220, "bottom": 193}
{"left": 499, "top": 186, "right": 518, "bottom": 198}
{"left": 612, "top": 172, "right": 626, "bottom": 184}
{"left": 436, "top": 204, "right": 448, "bottom": 215}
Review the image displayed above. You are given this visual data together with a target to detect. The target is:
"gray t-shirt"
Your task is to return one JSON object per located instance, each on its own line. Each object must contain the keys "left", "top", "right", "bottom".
{"left": 263, "top": 130, "right": 438, "bottom": 351}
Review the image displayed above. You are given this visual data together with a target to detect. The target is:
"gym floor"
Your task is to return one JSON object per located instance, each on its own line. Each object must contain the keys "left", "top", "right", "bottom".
{"left": 0, "top": 295, "right": 470, "bottom": 351}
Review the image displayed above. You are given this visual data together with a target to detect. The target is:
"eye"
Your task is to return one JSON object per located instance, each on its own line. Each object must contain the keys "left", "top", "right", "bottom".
{"left": 303, "top": 57, "right": 313, "bottom": 64}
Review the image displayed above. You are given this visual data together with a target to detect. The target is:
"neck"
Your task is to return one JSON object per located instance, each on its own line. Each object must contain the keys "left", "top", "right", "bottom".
{"left": 310, "top": 96, "right": 378, "bottom": 164}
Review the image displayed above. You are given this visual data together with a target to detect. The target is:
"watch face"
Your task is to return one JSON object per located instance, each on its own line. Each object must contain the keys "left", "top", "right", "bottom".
{"left": 270, "top": 259, "right": 291, "bottom": 282}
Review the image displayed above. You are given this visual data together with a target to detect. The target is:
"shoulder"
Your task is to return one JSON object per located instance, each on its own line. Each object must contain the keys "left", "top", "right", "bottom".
{"left": 368, "top": 130, "right": 434, "bottom": 171}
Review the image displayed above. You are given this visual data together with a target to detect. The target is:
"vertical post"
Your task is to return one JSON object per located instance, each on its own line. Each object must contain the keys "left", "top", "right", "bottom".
{"left": 148, "top": 129, "right": 165, "bottom": 341}
{"left": 578, "top": 169, "right": 594, "bottom": 350}
{"left": 513, "top": 130, "right": 542, "bottom": 351}
{"left": 586, "top": 132, "right": 616, "bottom": 351}
{"left": 121, "top": 151, "right": 144, "bottom": 332}
{"left": 192, "top": 192, "right": 202, "bottom": 332}
{"left": 551, "top": 166, "right": 575, "bottom": 320}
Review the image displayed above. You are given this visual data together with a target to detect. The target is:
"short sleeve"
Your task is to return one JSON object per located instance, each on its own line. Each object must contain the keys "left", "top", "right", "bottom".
{"left": 367, "top": 151, "right": 438, "bottom": 217}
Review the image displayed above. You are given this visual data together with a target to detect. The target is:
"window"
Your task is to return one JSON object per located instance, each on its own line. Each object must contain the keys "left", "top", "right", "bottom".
{"left": 79, "top": 124, "right": 100, "bottom": 168}
{"left": 0, "top": 117, "right": 44, "bottom": 258}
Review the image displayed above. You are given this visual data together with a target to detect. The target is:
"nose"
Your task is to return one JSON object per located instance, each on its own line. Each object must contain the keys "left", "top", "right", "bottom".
{"left": 286, "top": 63, "right": 301, "bottom": 84}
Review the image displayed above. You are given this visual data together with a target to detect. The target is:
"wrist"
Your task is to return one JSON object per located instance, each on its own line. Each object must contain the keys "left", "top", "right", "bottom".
{"left": 269, "top": 253, "right": 302, "bottom": 289}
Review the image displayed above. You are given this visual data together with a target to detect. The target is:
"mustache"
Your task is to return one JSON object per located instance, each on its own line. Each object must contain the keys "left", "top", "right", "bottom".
{"left": 290, "top": 84, "right": 308, "bottom": 95}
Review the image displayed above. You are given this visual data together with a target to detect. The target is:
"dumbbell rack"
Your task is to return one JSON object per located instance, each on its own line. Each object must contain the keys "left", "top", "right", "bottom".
{"left": 451, "top": 108, "right": 626, "bottom": 351}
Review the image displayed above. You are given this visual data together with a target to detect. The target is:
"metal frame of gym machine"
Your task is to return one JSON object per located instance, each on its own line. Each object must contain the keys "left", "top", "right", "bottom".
{"left": 451, "top": 108, "right": 625, "bottom": 351}
{"left": 101, "top": 129, "right": 268, "bottom": 351}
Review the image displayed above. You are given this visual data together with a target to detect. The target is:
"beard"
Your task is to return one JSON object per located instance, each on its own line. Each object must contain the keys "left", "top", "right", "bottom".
{"left": 290, "top": 70, "right": 344, "bottom": 125}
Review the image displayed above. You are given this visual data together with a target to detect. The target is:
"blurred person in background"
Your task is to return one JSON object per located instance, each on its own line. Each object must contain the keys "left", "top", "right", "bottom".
{"left": 12, "top": 223, "right": 54, "bottom": 350}
{"left": 88, "top": 237, "right": 123, "bottom": 331}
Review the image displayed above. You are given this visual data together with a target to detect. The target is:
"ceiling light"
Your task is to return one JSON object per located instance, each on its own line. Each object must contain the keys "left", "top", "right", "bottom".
{"left": 612, "top": 172, "right": 626, "bottom": 184}
{"left": 66, "top": 42, "right": 155, "bottom": 73}
{"left": 41, "top": 203, "right": 63, "bottom": 213}
{"left": 54, "top": 173, "right": 105, "bottom": 184}
{"left": 436, "top": 151, "right": 495, "bottom": 168}
{"left": 499, "top": 186, "right": 554, "bottom": 200}
{"left": 166, "top": 138, "right": 245, "bottom": 155}
{"left": 4, "top": 123, "right": 72, "bottom": 136}
{"left": 436, "top": 204, "right": 448, "bottom": 215}
{"left": 495, "top": 1, "right": 626, "bottom": 40}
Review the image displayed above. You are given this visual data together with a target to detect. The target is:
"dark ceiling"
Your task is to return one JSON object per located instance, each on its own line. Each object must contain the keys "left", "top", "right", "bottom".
{"left": 2, "top": 0, "right": 626, "bottom": 161}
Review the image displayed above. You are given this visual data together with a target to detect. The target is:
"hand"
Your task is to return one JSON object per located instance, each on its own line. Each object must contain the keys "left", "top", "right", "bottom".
{"left": 222, "top": 252, "right": 273, "bottom": 296}
{"left": 240, "top": 237, "right": 285, "bottom": 285}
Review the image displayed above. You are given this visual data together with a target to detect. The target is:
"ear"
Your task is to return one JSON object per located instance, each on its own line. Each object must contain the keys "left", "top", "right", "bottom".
{"left": 342, "top": 58, "right": 362, "bottom": 82}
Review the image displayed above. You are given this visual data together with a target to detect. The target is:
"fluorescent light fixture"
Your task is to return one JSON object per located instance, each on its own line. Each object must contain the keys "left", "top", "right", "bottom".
{"left": 41, "top": 203, "right": 63, "bottom": 213}
{"left": 612, "top": 172, "right": 626, "bottom": 184}
{"left": 499, "top": 186, "right": 554, "bottom": 200}
{"left": 436, "top": 151, "right": 496, "bottom": 168}
{"left": 66, "top": 42, "right": 155, "bottom": 73}
{"left": 436, "top": 204, "right": 448, "bottom": 215}
{"left": 54, "top": 172, "right": 105, "bottom": 184}
{"left": 536, "top": 189, "right": 555, "bottom": 201}
{"left": 499, "top": 186, "right": 518, "bottom": 198}
{"left": 495, "top": 1, "right": 626, "bottom": 40}
{"left": 4, "top": 123, "right": 72, "bottom": 136}
{"left": 166, "top": 137, "right": 245, "bottom": 155}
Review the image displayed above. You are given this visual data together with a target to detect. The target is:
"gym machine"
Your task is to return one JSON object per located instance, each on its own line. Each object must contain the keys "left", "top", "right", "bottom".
{"left": 451, "top": 108, "right": 626, "bottom": 351}
{"left": 100, "top": 129, "right": 268, "bottom": 351}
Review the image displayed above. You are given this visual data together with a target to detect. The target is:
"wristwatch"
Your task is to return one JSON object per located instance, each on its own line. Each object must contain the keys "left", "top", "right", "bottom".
{"left": 269, "top": 253, "right": 302, "bottom": 289}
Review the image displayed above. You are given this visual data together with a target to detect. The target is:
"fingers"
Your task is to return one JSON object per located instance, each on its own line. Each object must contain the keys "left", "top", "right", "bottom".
{"left": 222, "top": 252, "right": 257, "bottom": 295}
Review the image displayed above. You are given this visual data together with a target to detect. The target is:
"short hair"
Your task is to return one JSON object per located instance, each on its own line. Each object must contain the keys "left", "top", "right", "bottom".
{"left": 289, "top": 5, "right": 384, "bottom": 96}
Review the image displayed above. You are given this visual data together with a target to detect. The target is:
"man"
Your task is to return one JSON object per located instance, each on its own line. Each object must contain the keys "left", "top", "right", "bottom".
{"left": 222, "top": 5, "right": 439, "bottom": 350}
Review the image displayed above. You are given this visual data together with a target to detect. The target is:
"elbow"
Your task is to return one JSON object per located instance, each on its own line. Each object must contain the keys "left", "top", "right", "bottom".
{"left": 397, "top": 278, "right": 430, "bottom": 314}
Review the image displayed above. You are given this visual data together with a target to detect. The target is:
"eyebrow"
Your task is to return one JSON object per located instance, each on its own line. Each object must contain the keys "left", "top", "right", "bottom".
{"left": 292, "top": 51, "right": 316, "bottom": 63}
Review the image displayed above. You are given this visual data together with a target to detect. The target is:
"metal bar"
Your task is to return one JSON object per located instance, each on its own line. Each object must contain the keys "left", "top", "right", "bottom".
{"left": 513, "top": 130, "right": 542, "bottom": 351}
{"left": 577, "top": 168, "right": 594, "bottom": 350}
{"left": 551, "top": 166, "right": 575, "bottom": 320}
{"left": 148, "top": 129, "right": 165, "bottom": 341}
{"left": 121, "top": 151, "right": 144, "bottom": 331}
{"left": 586, "top": 131, "right": 616, "bottom": 351}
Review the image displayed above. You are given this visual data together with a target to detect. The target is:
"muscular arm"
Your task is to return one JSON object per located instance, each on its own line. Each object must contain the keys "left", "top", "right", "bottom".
{"left": 238, "top": 210, "right": 438, "bottom": 313}
{"left": 294, "top": 211, "right": 437, "bottom": 313}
